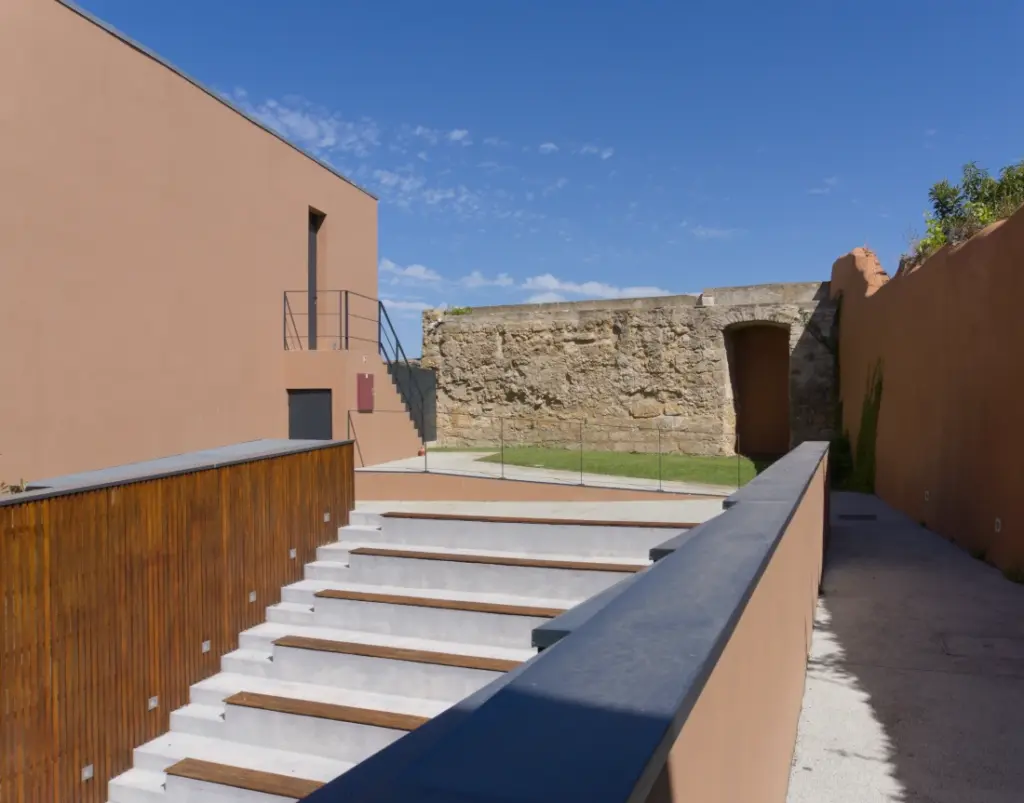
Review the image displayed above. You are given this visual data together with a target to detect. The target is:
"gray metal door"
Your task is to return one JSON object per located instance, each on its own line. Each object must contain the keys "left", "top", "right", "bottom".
{"left": 308, "top": 211, "right": 323, "bottom": 349}
{"left": 288, "top": 389, "right": 332, "bottom": 440}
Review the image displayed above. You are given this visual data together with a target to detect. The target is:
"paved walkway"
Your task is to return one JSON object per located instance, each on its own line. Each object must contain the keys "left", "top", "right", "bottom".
{"left": 355, "top": 497, "right": 727, "bottom": 524}
{"left": 788, "top": 492, "right": 1024, "bottom": 803}
{"left": 358, "top": 450, "right": 736, "bottom": 498}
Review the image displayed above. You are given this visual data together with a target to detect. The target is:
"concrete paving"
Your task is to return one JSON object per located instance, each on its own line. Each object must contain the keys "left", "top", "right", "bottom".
{"left": 355, "top": 497, "right": 726, "bottom": 523}
{"left": 358, "top": 450, "right": 738, "bottom": 497}
{"left": 787, "top": 492, "right": 1024, "bottom": 803}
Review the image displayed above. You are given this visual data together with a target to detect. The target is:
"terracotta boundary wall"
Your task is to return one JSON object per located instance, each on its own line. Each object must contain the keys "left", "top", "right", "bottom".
{"left": 831, "top": 206, "right": 1024, "bottom": 573}
{"left": 302, "top": 441, "right": 828, "bottom": 803}
{"left": 0, "top": 440, "right": 355, "bottom": 803}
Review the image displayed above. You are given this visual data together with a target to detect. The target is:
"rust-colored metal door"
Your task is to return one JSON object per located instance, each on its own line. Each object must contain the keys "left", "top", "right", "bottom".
{"left": 357, "top": 373, "right": 374, "bottom": 413}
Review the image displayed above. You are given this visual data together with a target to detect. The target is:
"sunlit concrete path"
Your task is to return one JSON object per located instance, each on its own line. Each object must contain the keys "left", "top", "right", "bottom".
{"left": 788, "top": 492, "right": 1024, "bottom": 803}
{"left": 359, "top": 449, "right": 737, "bottom": 497}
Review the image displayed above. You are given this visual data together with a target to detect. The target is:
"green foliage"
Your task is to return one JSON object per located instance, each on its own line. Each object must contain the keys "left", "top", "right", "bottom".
{"left": 478, "top": 446, "right": 758, "bottom": 486}
{"left": 844, "top": 361, "right": 883, "bottom": 494}
{"left": 927, "top": 179, "right": 960, "bottom": 221}
{"left": 447, "top": 306, "right": 472, "bottom": 316}
{"left": 905, "top": 159, "right": 1024, "bottom": 267}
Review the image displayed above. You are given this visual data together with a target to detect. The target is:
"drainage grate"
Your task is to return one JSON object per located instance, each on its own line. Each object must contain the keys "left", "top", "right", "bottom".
{"left": 838, "top": 513, "right": 878, "bottom": 521}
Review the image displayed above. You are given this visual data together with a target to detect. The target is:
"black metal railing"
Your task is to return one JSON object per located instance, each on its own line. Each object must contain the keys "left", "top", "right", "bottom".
{"left": 377, "top": 299, "right": 430, "bottom": 443}
{"left": 283, "top": 290, "right": 432, "bottom": 443}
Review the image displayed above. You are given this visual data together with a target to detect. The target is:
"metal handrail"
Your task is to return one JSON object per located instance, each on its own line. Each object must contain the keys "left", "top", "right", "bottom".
{"left": 281, "top": 289, "right": 430, "bottom": 443}
{"left": 377, "top": 300, "right": 428, "bottom": 442}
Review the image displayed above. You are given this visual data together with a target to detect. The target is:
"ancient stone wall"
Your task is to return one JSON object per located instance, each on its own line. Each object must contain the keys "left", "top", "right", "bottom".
{"left": 421, "top": 283, "right": 837, "bottom": 456}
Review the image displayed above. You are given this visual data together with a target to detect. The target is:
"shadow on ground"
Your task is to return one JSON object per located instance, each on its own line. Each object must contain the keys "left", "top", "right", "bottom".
{"left": 788, "top": 492, "right": 1024, "bottom": 803}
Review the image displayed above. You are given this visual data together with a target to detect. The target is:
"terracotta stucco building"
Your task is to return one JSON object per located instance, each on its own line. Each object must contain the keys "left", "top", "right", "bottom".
{"left": 0, "top": 0, "right": 422, "bottom": 482}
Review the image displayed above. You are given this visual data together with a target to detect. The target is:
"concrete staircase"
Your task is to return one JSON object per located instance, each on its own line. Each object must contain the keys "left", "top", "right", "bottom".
{"left": 106, "top": 510, "right": 667, "bottom": 803}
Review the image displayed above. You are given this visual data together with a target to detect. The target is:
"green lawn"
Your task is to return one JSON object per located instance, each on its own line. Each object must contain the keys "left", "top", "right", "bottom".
{"left": 464, "top": 445, "right": 759, "bottom": 487}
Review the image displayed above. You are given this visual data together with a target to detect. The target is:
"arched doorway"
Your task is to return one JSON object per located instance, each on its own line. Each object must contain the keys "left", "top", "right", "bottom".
{"left": 725, "top": 323, "right": 791, "bottom": 458}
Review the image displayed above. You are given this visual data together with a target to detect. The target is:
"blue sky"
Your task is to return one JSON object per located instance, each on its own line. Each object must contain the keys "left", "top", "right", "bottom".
{"left": 77, "top": 0, "right": 1024, "bottom": 354}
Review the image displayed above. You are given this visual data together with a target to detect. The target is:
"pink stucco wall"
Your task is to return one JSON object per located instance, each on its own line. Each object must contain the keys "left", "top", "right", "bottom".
{"left": 0, "top": 0, "right": 420, "bottom": 481}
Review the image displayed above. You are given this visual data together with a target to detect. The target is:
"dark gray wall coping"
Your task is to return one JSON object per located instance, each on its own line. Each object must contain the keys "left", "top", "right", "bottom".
{"left": 648, "top": 525, "right": 703, "bottom": 562}
{"left": 723, "top": 440, "right": 829, "bottom": 509}
{"left": 0, "top": 439, "right": 353, "bottom": 508}
{"left": 534, "top": 522, "right": 704, "bottom": 650}
{"left": 303, "top": 441, "right": 829, "bottom": 803}
{"left": 531, "top": 572, "right": 644, "bottom": 650}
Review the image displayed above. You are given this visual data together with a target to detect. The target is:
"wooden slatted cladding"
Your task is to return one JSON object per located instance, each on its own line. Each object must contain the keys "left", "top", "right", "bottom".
{"left": 0, "top": 441, "right": 354, "bottom": 803}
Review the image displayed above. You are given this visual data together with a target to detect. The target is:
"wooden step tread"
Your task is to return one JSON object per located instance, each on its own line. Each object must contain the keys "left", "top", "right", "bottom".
{"left": 165, "top": 757, "right": 322, "bottom": 799}
{"left": 273, "top": 634, "right": 521, "bottom": 672}
{"left": 349, "top": 546, "right": 645, "bottom": 573}
{"left": 381, "top": 510, "right": 699, "bottom": 528}
{"left": 314, "top": 588, "right": 567, "bottom": 618}
{"left": 225, "top": 690, "right": 428, "bottom": 731}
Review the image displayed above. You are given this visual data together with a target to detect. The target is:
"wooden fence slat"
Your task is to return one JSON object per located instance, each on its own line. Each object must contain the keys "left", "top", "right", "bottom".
{"left": 0, "top": 442, "right": 353, "bottom": 803}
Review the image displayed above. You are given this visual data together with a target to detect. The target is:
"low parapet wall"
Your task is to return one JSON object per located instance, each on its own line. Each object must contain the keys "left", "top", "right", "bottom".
{"left": 0, "top": 439, "right": 355, "bottom": 803}
{"left": 304, "top": 441, "right": 829, "bottom": 803}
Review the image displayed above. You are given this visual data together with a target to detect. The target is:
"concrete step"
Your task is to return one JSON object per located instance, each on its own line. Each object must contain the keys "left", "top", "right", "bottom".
{"left": 282, "top": 578, "right": 362, "bottom": 607}
{"left": 311, "top": 585, "right": 572, "bottom": 648}
{"left": 349, "top": 510, "right": 383, "bottom": 528}
{"left": 304, "top": 560, "right": 351, "bottom": 582}
{"left": 107, "top": 768, "right": 166, "bottom": 803}
{"left": 220, "top": 648, "right": 274, "bottom": 678}
{"left": 221, "top": 690, "right": 424, "bottom": 764}
{"left": 338, "top": 541, "right": 648, "bottom": 599}
{"left": 265, "top": 601, "right": 314, "bottom": 626}
{"left": 188, "top": 672, "right": 448, "bottom": 718}
{"left": 370, "top": 512, "right": 692, "bottom": 559}
{"left": 162, "top": 757, "right": 326, "bottom": 803}
{"left": 238, "top": 620, "right": 532, "bottom": 662}
{"left": 268, "top": 629, "right": 530, "bottom": 703}
{"left": 170, "top": 704, "right": 227, "bottom": 741}
{"left": 317, "top": 541, "right": 359, "bottom": 563}
{"left": 131, "top": 730, "right": 354, "bottom": 781}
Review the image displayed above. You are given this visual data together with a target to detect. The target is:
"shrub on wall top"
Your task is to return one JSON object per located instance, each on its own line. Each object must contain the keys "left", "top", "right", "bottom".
{"left": 902, "top": 160, "right": 1024, "bottom": 269}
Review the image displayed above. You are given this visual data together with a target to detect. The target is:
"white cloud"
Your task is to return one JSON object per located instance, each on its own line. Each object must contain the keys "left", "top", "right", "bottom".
{"left": 579, "top": 144, "right": 615, "bottom": 160}
{"left": 411, "top": 125, "right": 440, "bottom": 144}
{"left": 230, "top": 92, "right": 380, "bottom": 157}
{"left": 422, "top": 188, "right": 455, "bottom": 205}
{"left": 539, "top": 142, "right": 559, "bottom": 154}
{"left": 925, "top": 128, "right": 937, "bottom": 137}
{"left": 477, "top": 161, "right": 514, "bottom": 174}
{"left": 461, "top": 271, "right": 514, "bottom": 288}
{"left": 381, "top": 298, "right": 433, "bottom": 311}
{"left": 688, "top": 224, "right": 743, "bottom": 240}
{"left": 522, "top": 273, "right": 671, "bottom": 299}
{"left": 448, "top": 129, "right": 472, "bottom": 145}
{"left": 379, "top": 258, "right": 441, "bottom": 282}
{"left": 543, "top": 177, "right": 569, "bottom": 195}
{"left": 483, "top": 136, "right": 505, "bottom": 146}
{"left": 372, "top": 169, "right": 427, "bottom": 207}
{"left": 416, "top": 151, "right": 429, "bottom": 161}
{"left": 370, "top": 168, "right": 483, "bottom": 218}
{"left": 527, "top": 292, "right": 566, "bottom": 304}
{"left": 808, "top": 176, "right": 839, "bottom": 195}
